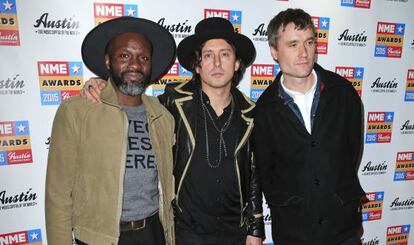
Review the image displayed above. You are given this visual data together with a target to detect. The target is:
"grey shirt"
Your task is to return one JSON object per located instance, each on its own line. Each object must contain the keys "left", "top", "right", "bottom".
{"left": 121, "top": 104, "right": 159, "bottom": 221}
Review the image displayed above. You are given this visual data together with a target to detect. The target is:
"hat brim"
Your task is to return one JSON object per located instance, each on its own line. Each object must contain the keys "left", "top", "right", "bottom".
{"left": 177, "top": 31, "right": 256, "bottom": 71}
{"left": 81, "top": 17, "right": 176, "bottom": 82}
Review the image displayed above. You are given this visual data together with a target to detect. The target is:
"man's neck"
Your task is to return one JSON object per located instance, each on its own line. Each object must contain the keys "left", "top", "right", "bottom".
{"left": 282, "top": 72, "right": 316, "bottom": 94}
{"left": 117, "top": 90, "right": 143, "bottom": 106}
{"left": 201, "top": 84, "right": 232, "bottom": 116}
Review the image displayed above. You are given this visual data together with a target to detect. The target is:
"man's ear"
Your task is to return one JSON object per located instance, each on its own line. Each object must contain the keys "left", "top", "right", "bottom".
{"left": 104, "top": 54, "right": 110, "bottom": 69}
{"left": 269, "top": 46, "right": 278, "bottom": 62}
{"left": 234, "top": 59, "right": 240, "bottom": 71}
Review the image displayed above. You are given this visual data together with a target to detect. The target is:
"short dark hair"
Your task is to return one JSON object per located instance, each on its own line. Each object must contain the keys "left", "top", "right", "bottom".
{"left": 267, "top": 8, "right": 315, "bottom": 48}
{"left": 188, "top": 39, "right": 246, "bottom": 87}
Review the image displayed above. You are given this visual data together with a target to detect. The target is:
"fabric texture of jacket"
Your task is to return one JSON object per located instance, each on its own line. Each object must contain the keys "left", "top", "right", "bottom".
{"left": 158, "top": 79, "right": 265, "bottom": 238}
{"left": 46, "top": 80, "right": 176, "bottom": 245}
{"left": 253, "top": 63, "right": 365, "bottom": 245}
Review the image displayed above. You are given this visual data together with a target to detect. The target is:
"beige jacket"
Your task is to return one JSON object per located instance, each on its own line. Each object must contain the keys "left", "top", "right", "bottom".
{"left": 45, "top": 81, "right": 175, "bottom": 245}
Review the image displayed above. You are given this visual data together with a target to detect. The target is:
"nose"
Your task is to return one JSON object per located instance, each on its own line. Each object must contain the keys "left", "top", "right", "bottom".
{"left": 214, "top": 54, "right": 221, "bottom": 67}
{"left": 128, "top": 57, "right": 143, "bottom": 70}
{"left": 298, "top": 44, "right": 308, "bottom": 58}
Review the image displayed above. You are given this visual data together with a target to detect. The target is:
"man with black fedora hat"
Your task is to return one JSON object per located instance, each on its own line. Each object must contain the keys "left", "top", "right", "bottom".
{"left": 45, "top": 17, "right": 176, "bottom": 245}
{"left": 81, "top": 17, "right": 264, "bottom": 245}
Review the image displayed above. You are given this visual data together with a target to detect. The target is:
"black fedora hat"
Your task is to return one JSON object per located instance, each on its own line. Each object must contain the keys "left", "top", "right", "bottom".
{"left": 177, "top": 17, "right": 255, "bottom": 71}
{"left": 81, "top": 17, "right": 176, "bottom": 82}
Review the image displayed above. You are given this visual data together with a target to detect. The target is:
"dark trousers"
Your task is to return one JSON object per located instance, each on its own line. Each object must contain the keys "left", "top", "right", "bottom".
{"left": 76, "top": 214, "right": 165, "bottom": 245}
{"left": 175, "top": 225, "right": 245, "bottom": 245}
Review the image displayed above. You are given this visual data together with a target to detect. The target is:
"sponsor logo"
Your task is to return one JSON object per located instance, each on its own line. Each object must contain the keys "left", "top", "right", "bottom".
{"left": 361, "top": 236, "right": 380, "bottom": 245}
{"left": 370, "top": 76, "right": 399, "bottom": 93}
{"left": 365, "top": 112, "right": 394, "bottom": 143}
{"left": 250, "top": 64, "right": 279, "bottom": 101}
{"left": 337, "top": 28, "right": 367, "bottom": 47}
{"left": 0, "top": 121, "right": 32, "bottom": 166}
{"left": 394, "top": 151, "right": 414, "bottom": 181}
{"left": 405, "top": 69, "right": 414, "bottom": 101}
{"left": 400, "top": 120, "right": 414, "bottom": 135}
{"left": 360, "top": 160, "right": 388, "bottom": 176}
{"left": 37, "top": 61, "right": 83, "bottom": 105}
{"left": 204, "top": 9, "right": 242, "bottom": 33}
{"left": 0, "top": 188, "right": 37, "bottom": 211}
{"left": 341, "top": 0, "right": 371, "bottom": 8}
{"left": 251, "top": 23, "right": 267, "bottom": 42}
{"left": 390, "top": 196, "right": 414, "bottom": 211}
{"left": 361, "top": 191, "right": 384, "bottom": 222}
{"left": 335, "top": 66, "right": 364, "bottom": 96}
{"left": 157, "top": 18, "right": 192, "bottom": 39}
{"left": 0, "top": 0, "right": 20, "bottom": 45}
{"left": 0, "top": 229, "right": 42, "bottom": 244}
{"left": 386, "top": 225, "right": 410, "bottom": 244}
{"left": 311, "top": 16, "right": 330, "bottom": 54}
{"left": 0, "top": 74, "right": 24, "bottom": 95}
{"left": 375, "top": 22, "right": 405, "bottom": 58}
{"left": 152, "top": 63, "right": 191, "bottom": 96}
{"left": 33, "top": 13, "right": 80, "bottom": 35}
{"left": 94, "top": 3, "right": 138, "bottom": 25}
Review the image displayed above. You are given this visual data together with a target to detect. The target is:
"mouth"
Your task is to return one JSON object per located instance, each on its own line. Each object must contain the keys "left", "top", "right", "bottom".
{"left": 123, "top": 71, "right": 144, "bottom": 82}
{"left": 211, "top": 72, "right": 224, "bottom": 78}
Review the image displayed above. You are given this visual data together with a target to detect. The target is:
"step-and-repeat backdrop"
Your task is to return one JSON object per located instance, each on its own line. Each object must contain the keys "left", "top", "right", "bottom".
{"left": 1, "top": 0, "right": 413, "bottom": 244}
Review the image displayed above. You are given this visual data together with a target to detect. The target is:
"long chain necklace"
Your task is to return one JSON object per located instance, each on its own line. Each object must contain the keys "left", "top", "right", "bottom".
{"left": 200, "top": 90, "right": 234, "bottom": 168}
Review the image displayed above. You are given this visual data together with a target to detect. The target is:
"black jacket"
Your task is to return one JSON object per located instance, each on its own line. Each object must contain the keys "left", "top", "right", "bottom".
{"left": 253, "top": 64, "right": 365, "bottom": 245}
{"left": 159, "top": 79, "right": 265, "bottom": 238}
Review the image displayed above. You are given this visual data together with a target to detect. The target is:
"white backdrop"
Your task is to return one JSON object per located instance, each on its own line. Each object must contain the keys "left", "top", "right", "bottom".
{"left": 1, "top": 0, "right": 413, "bottom": 244}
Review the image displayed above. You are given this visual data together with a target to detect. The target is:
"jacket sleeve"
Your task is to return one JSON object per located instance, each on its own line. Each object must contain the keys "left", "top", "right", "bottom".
{"left": 246, "top": 147, "right": 265, "bottom": 239}
{"left": 45, "top": 103, "right": 79, "bottom": 245}
{"left": 348, "top": 87, "right": 364, "bottom": 172}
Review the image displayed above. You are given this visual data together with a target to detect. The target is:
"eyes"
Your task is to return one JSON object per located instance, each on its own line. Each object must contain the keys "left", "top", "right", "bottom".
{"left": 201, "top": 50, "right": 232, "bottom": 62}
{"left": 117, "top": 52, "right": 150, "bottom": 63}
{"left": 288, "top": 39, "right": 315, "bottom": 48}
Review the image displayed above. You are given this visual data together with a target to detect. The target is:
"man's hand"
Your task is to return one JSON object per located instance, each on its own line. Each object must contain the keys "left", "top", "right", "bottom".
{"left": 246, "top": 235, "right": 262, "bottom": 245}
{"left": 80, "top": 78, "right": 107, "bottom": 103}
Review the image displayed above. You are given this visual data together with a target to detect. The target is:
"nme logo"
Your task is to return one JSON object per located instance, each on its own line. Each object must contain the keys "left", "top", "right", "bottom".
{"left": 204, "top": 9, "right": 242, "bottom": 33}
{"left": 37, "top": 61, "right": 83, "bottom": 105}
{"left": 94, "top": 3, "right": 138, "bottom": 25}
{"left": 386, "top": 225, "right": 410, "bottom": 245}
{"left": 341, "top": 0, "right": 371, "bottom": 8}
{"left": 375, "top": 22, "right": 405, "bottom": 58}
{"left": 0, "top": 229, "right": 42, "bottom": 244}
{"left": 0, "top": 0, "right": 20, "bottom": 45}
{"left": 405, "top": 69, "right": 414, "bottom": 102}
{"left": 394, "top": 151, "right": 414, "bottom": 181}
{"left": 152, "top": 62, "right": 192, "bottom": 96}
{"left": 250, "top": 64, "right": 279, "bottom": 101}
{"left": 335, "top": 66, "right": 364, "bottom": 96}
{"left": 361, "top": 191, "right": 384, "bottom": 222}
{"left": 365, "top": 112, "right": 394, "bottom": 143}
{"left": 0, "top": 121, "right": 32, "bottom": 166}
{"left": 312, "top": 16, "right": 330, "bottom": 54}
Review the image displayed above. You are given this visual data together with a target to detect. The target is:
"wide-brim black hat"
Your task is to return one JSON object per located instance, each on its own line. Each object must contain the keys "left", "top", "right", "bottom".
{"left": 81, "top": 16, "right": 176, "bottom": 82}
{"left": 177, "top": 17, "right": 256, "bottom": 71}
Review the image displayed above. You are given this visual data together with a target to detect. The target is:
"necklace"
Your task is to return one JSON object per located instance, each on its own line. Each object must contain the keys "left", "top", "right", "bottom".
{"left": 200, "top": 90, "right": 234, "bottom": 168}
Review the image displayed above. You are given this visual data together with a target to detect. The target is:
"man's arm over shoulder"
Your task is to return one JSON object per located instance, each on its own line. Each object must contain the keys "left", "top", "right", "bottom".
{"left": 45, "top": 102, "right": 80, "bottom": 245}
